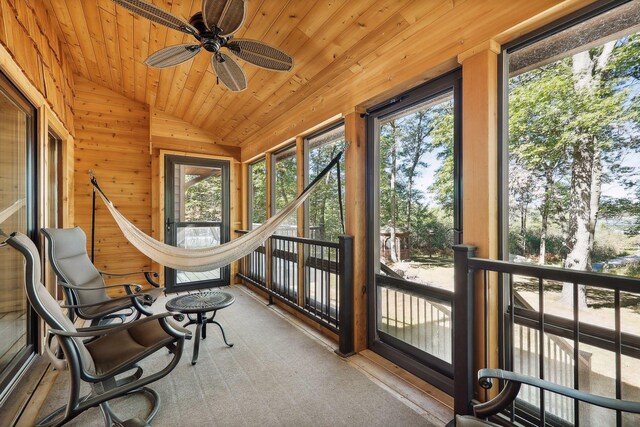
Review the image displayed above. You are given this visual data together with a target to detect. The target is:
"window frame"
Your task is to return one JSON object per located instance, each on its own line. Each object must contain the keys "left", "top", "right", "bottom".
{"left": 0, "top": 70, "right": 38, "bottom": 399}
{"left": 365, "top": 68, "right": 463, "bottom": 392}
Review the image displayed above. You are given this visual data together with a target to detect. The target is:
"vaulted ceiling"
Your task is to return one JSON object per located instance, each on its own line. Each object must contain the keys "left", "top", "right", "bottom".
{"left": 43, "top": 0, "right": 584, "bottom": 148}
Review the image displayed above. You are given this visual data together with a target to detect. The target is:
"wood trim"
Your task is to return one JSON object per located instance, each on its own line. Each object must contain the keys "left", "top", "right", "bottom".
{"left": 459, "top": 47, "right": 500, "bottom": 398}
{"left": 154, "top": 149, "right": 241, "bottom": 285}
{"left": 344, "top": 112, "right": 367, "bottom": 352}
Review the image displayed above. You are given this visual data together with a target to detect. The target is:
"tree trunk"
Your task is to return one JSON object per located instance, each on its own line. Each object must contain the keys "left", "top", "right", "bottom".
{"left": 538, "top": 167, "right": 554, "bottom": 265}
{"left": 561, "top": 43, "right": 613, "bottom": 306}
{"left": 390, "top": 121, "right": 399, "bottom": 263}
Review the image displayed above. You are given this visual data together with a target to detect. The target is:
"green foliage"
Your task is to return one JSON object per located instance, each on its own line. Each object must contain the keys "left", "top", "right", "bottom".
{"left": 378, "top": 98, "right": 455, "bottom": 255}
{"left": 308, "top": 136, "right": 346, "bottom": 241}
{"left": 507, "top": 33, "right": 640, "bottom": 275}
{"left": 184, "top": 174, "right": 222, "bottom": 221}
{"left": 250, "top": 160, "right": 267, "bottom": 226}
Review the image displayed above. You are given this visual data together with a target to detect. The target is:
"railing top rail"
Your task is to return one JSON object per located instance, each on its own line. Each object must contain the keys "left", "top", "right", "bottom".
{"left": 376, "top": 273, "right": 454, "bottom": 304}
{"left": 467, "top": 257, "right": 640, "bottom": 292}
{"left": 235, "top": 229, "right": 344, "bottom": 248}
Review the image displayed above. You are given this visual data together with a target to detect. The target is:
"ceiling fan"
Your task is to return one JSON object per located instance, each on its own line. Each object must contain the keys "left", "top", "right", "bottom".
{"left": 112, "top": 0, "right": 294, "bottom": 92}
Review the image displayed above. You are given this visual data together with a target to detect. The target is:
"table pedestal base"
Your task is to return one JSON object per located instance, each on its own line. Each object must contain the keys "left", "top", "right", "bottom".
{"left": 184, "top": 310, "right": 234, "bottom": 365}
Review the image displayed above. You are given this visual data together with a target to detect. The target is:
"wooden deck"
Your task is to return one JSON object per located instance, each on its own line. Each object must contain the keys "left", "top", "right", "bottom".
{"left": 176, "top": 269, "right": 220, "bottom": 284}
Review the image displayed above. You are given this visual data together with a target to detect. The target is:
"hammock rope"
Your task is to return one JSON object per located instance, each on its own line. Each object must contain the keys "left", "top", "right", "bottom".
{"left": 0, "top": 199, "right": 26, "bottom": 240}
{"left": 90, "top": 151, "right": 344, "bottom": 272}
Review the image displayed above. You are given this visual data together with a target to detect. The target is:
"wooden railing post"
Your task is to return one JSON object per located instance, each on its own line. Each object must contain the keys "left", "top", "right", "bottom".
{"left": 453, "top": 244, "right": 477, "bottom": 416}
{"left": 336, "top": 235, "right": 354, "bottom": 357}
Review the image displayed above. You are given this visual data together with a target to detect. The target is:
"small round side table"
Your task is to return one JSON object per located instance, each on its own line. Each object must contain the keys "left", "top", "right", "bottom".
{"left": 165, "top": 291, "right": 235, "bottom": 365}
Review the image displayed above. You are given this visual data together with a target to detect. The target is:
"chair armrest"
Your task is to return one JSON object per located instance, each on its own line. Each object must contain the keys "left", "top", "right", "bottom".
{"left": 59, "top": 292, "right": 155, "bottom": 309}
{"left": 99, "top": 270, "right": 161, "bottom": 288}
{"left": 477, "top": 369, "right": 640, "bottom": 415}
{"left": 60, "top": 281, "right": 142, "bottom": 293}
{"left": 49, "top": 312, "right": 178, "bottom": 338}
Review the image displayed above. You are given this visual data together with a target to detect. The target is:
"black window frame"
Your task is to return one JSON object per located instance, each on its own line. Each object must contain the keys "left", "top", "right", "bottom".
{"left": 365, "top": 68, "right": 463, "bottom": 393}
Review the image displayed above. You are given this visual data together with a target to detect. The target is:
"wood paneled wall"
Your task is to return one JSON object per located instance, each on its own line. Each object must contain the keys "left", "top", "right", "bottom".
{"left": 0, "top": 0, "right": 75, "bottom": 134}
{"left": 73, "top": 78, "right": 241, "bottom": 293}
{"left": 73, "top": 77, "right": 152, "bottom": 290}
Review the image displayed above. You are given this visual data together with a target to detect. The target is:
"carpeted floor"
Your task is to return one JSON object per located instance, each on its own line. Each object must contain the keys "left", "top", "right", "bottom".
{"left": 38, "top": 286, "right": 438, "bottom": 426}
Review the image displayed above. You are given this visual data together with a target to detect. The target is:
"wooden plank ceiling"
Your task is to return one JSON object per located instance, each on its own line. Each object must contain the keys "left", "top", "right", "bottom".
{"left": 42, "top": 0, "right": 571, "bottom": 147}
{"left": 43, "top": 0, "right": 461, "bottom": 146}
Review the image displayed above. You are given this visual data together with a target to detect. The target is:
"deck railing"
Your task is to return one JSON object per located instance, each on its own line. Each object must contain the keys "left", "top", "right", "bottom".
{"left": 236, "top": 230, "right": 354, "bottom": 356}
{"left": 453, "top": 245, "right": 640, "bottom": 426}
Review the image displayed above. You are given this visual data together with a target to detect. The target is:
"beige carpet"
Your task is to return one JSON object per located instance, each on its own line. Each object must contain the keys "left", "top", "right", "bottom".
{"left": 38, "top": 286, "right": 438, "bottom": 426}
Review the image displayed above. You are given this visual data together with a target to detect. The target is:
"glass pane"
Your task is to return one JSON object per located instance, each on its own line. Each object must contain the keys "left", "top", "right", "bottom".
{"left": 176, "top": 225, "right": 221, "bottom": 284}
{"left": 507, "top": 3, "right": 640, "bottom": 282}
{"left": 0, "top": 87, "right": 28, "bottom": 373}
{"left": 250, "top": 159, "right": 266, "bottom": 229}
{"left": 45, "top": 133, "right": 60, "bottom": 298}
{"left": 504, "top": 5, "right": 640, "bottom": 423}
{"left": 377, "top": 283, "right": 452, "bottom": 363}
{"left": 174, "top": 164, "right": 222, "bottom": 222}
{"left": 173, "top": 164, "right": 223, "bottom": 283}
{"left": 377, "top": 92, "right": 456, "bottom": 291}
{"left": 274, "top": 145, "right": 297, "bottom": 235}
{"left": 307, "top": 126, "right": 346, "bottom": 241}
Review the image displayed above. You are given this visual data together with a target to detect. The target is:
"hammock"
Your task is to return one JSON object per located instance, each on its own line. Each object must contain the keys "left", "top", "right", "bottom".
{"left": 91, "top": 152, "right": 343, "bottom": 272}
{"left": 0, "top": 199, "right": 25, "bottom": 227}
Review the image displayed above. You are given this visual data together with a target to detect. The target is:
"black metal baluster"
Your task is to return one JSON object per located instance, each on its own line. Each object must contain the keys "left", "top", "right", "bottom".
{"left": 539, "top": 277, "right": 545, "bottom": 426}
{"left": 615, "top": 289, "right": 621, "bottom": 427}
{"left": 573, "top": 282, "right": 580, "bottom": 426}
{"left": 484, "top": 269, "right": 489, "bottom": 402}
{"left": 510, "top": 273, "right": 515, "bottom": 423}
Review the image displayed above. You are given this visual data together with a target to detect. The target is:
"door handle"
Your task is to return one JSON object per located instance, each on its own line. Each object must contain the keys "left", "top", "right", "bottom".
{"left": 166, "top": 218, "right": 173, "bottom": 231}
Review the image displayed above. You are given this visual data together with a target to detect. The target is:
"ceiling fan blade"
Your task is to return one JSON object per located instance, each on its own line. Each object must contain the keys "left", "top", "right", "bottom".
{"left": 202, "top": 0, "right": 246, "bottom": 36}
{"left": 212, "top": 53, "right": 247, "bottom": 92}
{"left": 226, "top": 39, "right": 294, "bottom": 71}
{"left": 112, "top": 0, "right": 198, "bottom": 35}
{"left": 144, "top": 44, "right": 201, "bottom": 68}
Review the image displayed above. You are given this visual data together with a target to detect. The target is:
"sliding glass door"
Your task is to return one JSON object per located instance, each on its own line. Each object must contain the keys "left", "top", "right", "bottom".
{"left": 0, "top": 72, "right": 37, "bottom": 398}
{"left": 367, "top": 70, "right": 461, "bottom": 392}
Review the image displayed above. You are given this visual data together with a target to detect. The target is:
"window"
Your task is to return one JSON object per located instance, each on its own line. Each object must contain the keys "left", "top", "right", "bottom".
{"left": 248, "top": 158, "right": 267, "bottom": 230}
{"left": 502, "top": 2, "right": 640, "bottom": 423}
{"left": 44, "top": 131, "right": 63, "bottom": 300}
{"left": 305, "top": 124, "right": 346, "bottom": 242}
{"left": 367, "top": 70, "right": 461, "bottom": 387}
{"left": 0, "top": 71, "right": 36, "bottom": 397}
{"left": 505, "top": 2, "right": 640, "bottom": 279}
{"left": 272, "top": 144, "right": 297, "bottom": 235}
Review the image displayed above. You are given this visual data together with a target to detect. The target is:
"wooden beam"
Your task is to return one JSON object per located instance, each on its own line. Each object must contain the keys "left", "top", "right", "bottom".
{"left": 344, "top": 111, "right": 367, "bottom": 352}
{"left": 458, "top": 44, "right": 500, "bottom": 396}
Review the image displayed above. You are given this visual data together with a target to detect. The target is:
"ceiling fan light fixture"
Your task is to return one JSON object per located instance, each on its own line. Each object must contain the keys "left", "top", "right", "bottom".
{"left": 112, "top": 0, "right": 294, "bottom": 92}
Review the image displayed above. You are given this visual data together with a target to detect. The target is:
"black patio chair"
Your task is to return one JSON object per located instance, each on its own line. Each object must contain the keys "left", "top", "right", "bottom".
{"left": 6, "top": 232, "right": 190, "bottom": 427}
{"left": 455, "top": 368, "right": 640, "bottom": 426}
{"left": 42, "top": 227, "right": 163, "bottom": 325}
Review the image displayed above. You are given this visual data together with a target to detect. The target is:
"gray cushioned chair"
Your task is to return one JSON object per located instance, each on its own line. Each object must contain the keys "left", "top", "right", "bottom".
{"left": 7, "top": 232, "right": 190, "bottom": 427}
{"left": 454, "top": 368, "right": 640, "bottom": 426}
{"left": 42, "top": 227, "right": 164, "bottom": 325}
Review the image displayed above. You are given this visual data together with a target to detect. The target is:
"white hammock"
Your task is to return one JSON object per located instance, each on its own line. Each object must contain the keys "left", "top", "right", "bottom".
{"left": 0, "top": 199, "right": 25, "bottom": 226}
{"left": 92, "top": 152, "right": 342, "bottom": 272}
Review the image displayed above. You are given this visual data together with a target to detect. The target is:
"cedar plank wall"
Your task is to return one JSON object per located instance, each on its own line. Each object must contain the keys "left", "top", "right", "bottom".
{"left": 73, "top": 79, "right": 242, "bottom": 295}
{"left": 0, "top": 0, "right": 75, "bottom": 133}
{"left": 73, "top": 77, "right": 152, "bottom": 290}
